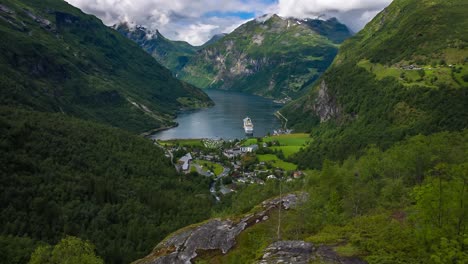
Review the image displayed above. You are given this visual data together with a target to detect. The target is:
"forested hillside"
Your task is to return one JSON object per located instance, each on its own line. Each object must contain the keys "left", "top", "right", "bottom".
{"left": 282, "top": 0, "right": 468, "bottom": 168}
{"left": 0, "top": 107, "right": 213, "bottom": 263}
{"left": 0, "top": 0, "right": 212, "bottom": 133}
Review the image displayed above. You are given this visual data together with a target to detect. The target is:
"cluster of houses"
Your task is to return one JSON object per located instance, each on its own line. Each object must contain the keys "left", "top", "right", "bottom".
{"left": 223, "top": 144, "right": 259, "bottom": 158}
{"left": 162, "top": 139, "right": 305, "bottom": 202}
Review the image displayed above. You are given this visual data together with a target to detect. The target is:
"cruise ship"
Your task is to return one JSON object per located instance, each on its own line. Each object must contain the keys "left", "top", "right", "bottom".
{"left": 243, "top": 117, "right": 254, "bottom": 134}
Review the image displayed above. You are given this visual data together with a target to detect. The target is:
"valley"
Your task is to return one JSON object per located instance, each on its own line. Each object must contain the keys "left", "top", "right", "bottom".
{"left": 0, "top": 0, "right": 467, "bottom": 263}
{"left": 118, "top": 15, "right": 352, "bottom": 100}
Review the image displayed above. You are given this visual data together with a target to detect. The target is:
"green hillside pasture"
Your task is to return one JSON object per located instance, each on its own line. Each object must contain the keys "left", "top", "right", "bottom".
{"left": 257, "top": 154, "right": 297, "bottom": 171}
{"left": 158, "top": 139, "right": 204, "bottom": 147}
{"left": 242, "top": 138, "right": 258, "bottom": 146}
{"left": 271, "top": 146, "right": 304, "bottom": 158}
{"left": 358, "top": 60, "right": 468, "bottom": 88}
{"left": 264, "top": 133, "right": 311, "bottom": 146}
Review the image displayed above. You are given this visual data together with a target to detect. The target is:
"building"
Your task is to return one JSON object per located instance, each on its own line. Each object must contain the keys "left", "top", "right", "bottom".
{"left": 241, "top": 144, "right": 258, "bottom": 153}
{"left": 178, "top": 153, "right": 192, "bottom": 173}
{"left": 224, "top": 148, "right": 243, "bottom": 158}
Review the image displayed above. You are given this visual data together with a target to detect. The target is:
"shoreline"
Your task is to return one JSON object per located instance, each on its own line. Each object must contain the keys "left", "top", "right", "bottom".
{"left": 140, "top": 123, "right": 179, "bottom": 138}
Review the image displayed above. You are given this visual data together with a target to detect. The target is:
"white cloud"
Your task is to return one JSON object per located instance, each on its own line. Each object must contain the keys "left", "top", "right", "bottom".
{"left": 277, "top": 0, "right": 393, "bottom": 31}
{"left": 66, "top": 0, "right": 393, "bottom": 45}
{"left": 66, "top": 0, "right": 271, "bottom": 45}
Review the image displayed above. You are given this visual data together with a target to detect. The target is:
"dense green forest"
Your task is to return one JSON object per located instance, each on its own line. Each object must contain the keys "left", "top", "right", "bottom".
{"left": 282, "top": 0, "right": 468, "bottom": 168}
{"left": 298, "top": 130, "right": 468, "bottom": 263}
{"left": 0, "top": 0, "right": 212, "bottom": 133}
{"left": 0, "top": 107, "right": 213, "bottom": 263}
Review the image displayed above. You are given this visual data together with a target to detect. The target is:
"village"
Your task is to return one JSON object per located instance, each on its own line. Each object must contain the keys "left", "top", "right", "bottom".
{"left": 154, "top": 134, "right": 311, "bottom": 201}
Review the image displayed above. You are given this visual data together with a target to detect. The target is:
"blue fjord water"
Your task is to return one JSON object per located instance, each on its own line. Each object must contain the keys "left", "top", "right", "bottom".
{"left": 151, "top": 89, "right": 282, "bottom": 140}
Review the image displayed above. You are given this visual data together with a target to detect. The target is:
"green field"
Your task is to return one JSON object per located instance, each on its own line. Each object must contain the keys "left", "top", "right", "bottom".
{"left": 270, "top": 146, "right": 303, "bottom": 158}
{"left": 257, "top": 154, "right": 298, "bottom": 171}
{"left": 158, "top": 139, "right": 204, "bottom": 147}
{"left": 193, "top": 160, "right": 224, "bottom": 176}
{"left": 242, "top": 138, "right": 258, "bottom": 146}
{"left": 242, "top": 134, "right": 311, "bottom": 147}
{"left": 265, "top": 134, "right": 311, "bottom": 158}
{"left": 264, "top": 133, "right": 311, "bottom": 146}
{"left": 357, "top": 59, "right": 468, "bottom": 88}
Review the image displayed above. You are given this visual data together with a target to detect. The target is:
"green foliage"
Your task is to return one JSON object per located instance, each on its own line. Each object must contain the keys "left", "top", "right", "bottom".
{"left": 0, "top": 236, "right": 38, "bottom": 264}
{"left": 0, "top": 0, "right": 212, "bottom": 133}
{"left": 0, "top": 107, "right": 213, "bottom": 263}
{"left": 299, "top": 130, "right": 468, "bottom": 263}
{"left": 29, "top": 236, "right": 103, "bottom": 264}
{"left": 257, "top": 154, "right": 297, "bottom": 171}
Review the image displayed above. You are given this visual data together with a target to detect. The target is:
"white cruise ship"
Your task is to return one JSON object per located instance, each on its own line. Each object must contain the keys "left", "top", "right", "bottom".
{"left": 243, "top": 117, "right": 254, "bottom": 134}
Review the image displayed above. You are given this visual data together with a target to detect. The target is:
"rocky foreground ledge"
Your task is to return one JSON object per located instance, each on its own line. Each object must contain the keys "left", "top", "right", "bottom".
{"left": 134, "top": 192, "right": 365, "bottom": 264}
{"left": 259, "top": 241, "right": 366, "bottom": 264}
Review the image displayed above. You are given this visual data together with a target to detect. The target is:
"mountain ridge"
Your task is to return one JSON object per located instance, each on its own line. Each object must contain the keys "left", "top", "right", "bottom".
{"left": 117, "top": 14, "right": 352, "bottom": 99}
{"left": 281, "top": 0, "right": 468, "bottom": 168}
{"left": 0, "top": 0, "right": 213, "bottom": 133}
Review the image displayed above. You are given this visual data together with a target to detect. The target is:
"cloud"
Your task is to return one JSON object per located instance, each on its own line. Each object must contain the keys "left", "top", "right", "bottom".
{"left": 65, "top": 0, "right": 393, "bottom": 45}
{"left": 276, "top": 0, "right": 393, "bottom": 31}
{"left": 66, "top": 0, "right": 273, "bottom": 45}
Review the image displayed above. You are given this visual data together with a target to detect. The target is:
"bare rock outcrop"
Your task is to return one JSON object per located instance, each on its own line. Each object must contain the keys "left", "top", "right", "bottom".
{"left": 259, "top": 241, "right": 314, "bottom": 264}
{"left": 259, "top": 241, "right": 366, "bottom": 264}
{"left": 314, "top": 80, "right": 341, "bottom": 122}
{"left": 136, "top": 193, "right": 308, "bottom": 264}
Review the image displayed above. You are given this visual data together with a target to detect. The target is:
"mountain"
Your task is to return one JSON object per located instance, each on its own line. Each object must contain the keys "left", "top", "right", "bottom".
{"left": 282, "top": 0, "right": 468, "bottom": 168}
{"left": 114, "top": 24, "right": 227, "bottom": 72}
{"left": 114, "top": 23, "right": 199, "bottom": 72}
{"left": 200, "top": 33, "right": 227, "bottom": 48}
{"left": 178, "top": 14, "right": 352, "bottom": 99}
{"left": 0, "top": 0, "right": 213, "bottom": 133}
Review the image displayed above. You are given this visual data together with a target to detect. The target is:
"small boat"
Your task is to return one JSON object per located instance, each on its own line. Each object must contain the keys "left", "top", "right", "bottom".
{"left": 243, "top": 117, "right": 254, "bottom": 134}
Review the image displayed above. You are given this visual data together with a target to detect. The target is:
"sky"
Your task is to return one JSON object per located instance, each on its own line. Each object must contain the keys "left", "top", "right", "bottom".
{"left": 66, "top": 0, "right": 393, "bottom": 46}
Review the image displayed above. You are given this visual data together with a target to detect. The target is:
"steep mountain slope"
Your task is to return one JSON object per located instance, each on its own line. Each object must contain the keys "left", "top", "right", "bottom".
{"left": 0, "top": 0, "right": 212, "bottom": 133}
{"left": 200, "top": 33, "right": 227, "bottom": 48}
{"left": 178, "top": 15, "right": 352, "bottom": 99}
{"left": 115, "top": 23, "right": 199, "bottom": 72}
{"left": 282, "top": 0, "right": 468, "bottom": 168}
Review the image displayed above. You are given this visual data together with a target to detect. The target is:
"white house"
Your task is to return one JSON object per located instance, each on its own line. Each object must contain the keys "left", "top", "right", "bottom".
{"left": 178, "top": 153, "right": 192, "bottom": 172}
{"left": 241, "top": 144, "right": 258, "bottom": 153}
